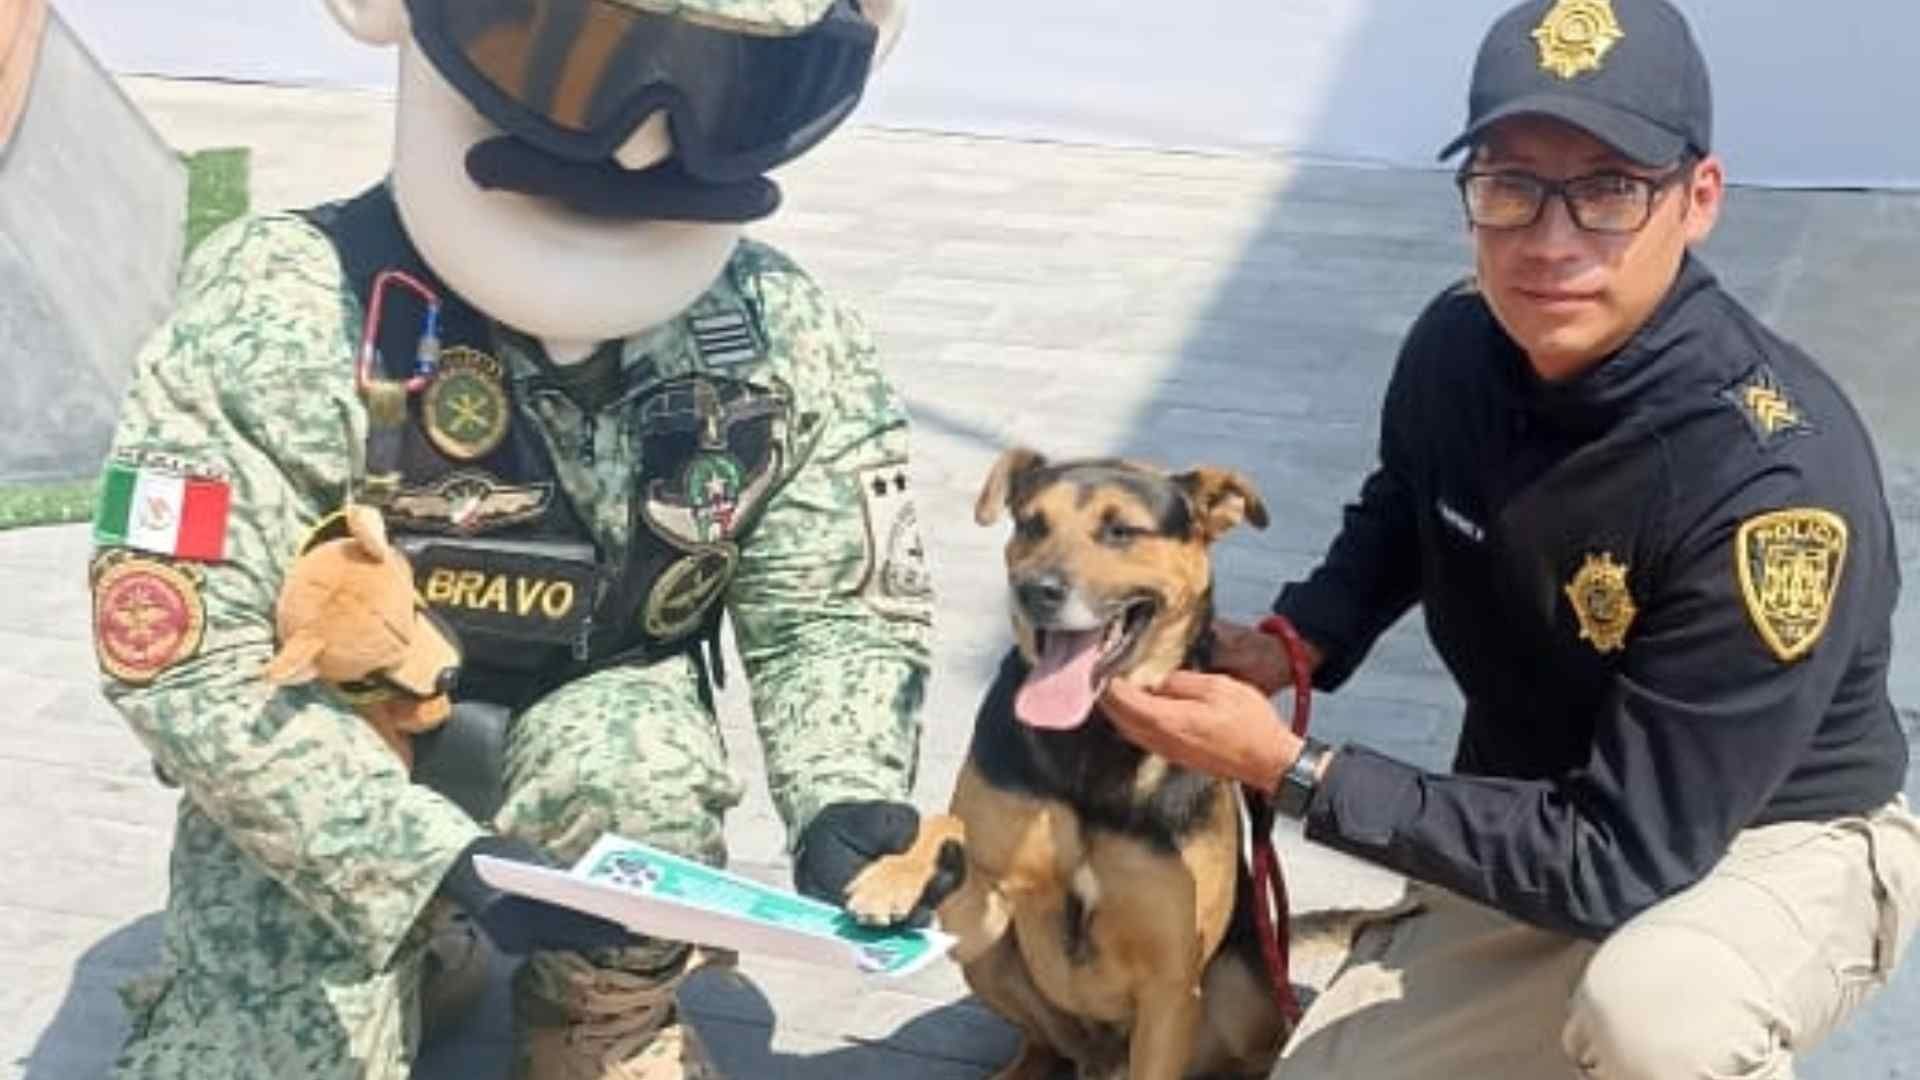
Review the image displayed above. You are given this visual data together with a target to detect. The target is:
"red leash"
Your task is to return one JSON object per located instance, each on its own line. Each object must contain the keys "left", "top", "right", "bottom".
{"left": 1249, "top": 615, "right": 1312, "bottom": 1027}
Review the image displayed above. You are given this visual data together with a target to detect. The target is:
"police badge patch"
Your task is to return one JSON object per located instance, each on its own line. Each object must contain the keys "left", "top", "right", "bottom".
{"left": 1533, "top": 0, "right": 1624, "bottom": 80}
{"left": 1737, "top": 508, "right": 1848, "bottom": 662}
{"left": 423, "top": 346, "right": 511, "bottom": 461}
{"left": 91, "top": 551, "right": 207, "bottom": 684}
{"left": 1565, "top": 551, "right": 1636, "bottom": 654}
{"left": 857, "top": 463, "right": 933, "bottom": 620}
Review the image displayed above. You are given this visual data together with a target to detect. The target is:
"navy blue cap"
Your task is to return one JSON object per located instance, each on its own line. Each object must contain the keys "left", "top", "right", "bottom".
{"left": 1439, "top": 0, "right": 1712, "bottom": 166}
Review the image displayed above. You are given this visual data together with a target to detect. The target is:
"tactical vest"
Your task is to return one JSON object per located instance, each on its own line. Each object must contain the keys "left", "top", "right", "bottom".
{"left": 303, "top": 186, "right": 782, "bottom": 711}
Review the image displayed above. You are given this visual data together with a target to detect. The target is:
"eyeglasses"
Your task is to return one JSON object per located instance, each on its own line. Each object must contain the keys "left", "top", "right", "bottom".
{"left": 1456, "top": 163, "right": 1693, "bottom": 234}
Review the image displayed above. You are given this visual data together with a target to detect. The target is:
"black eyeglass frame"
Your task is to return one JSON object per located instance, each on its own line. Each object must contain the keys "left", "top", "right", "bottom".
{"left": 1455, "top": 158, "right": 1698, "bottom": 234}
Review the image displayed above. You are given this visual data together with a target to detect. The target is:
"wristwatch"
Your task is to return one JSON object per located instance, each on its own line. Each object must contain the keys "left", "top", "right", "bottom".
{"left": 1274, "top": 736, "right": 1332, "bottom": 819}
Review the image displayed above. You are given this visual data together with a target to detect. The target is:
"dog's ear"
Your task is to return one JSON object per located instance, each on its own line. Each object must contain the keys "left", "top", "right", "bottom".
{"left": 344, "top": 503, "right": 391, "bottom": 561}
{"left": 975, "top": 447, "right": 1047, "bottom": 526}
{"left": 1175, "top": 467, "right": 1269, "bottom": 539}
{"left": 263, "top": 631, "right": 327, "bottom": 687}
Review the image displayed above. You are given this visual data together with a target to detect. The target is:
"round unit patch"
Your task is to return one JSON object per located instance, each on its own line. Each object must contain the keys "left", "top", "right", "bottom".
{"left": 92, "top": 556, "right": 207, "bottom": 684}
{"left": 424, "top": 346, "right": 511, "bottom": 461}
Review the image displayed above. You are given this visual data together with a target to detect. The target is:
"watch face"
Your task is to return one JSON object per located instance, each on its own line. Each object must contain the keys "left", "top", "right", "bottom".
{"left": 1277, "top": 739, "right": 1328, "bottom": 819}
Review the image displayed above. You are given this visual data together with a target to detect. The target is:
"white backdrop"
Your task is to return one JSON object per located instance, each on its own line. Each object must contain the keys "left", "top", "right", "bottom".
{"left": 54, "top": 0, "right": 1920, "bottom": 189}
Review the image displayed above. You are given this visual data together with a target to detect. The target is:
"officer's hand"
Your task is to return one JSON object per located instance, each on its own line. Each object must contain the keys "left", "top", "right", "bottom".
{"left": 438, "top": 835, "right": 636, "bottom": 956}
{"left": 1212, "top": 619, "right": 1295, "bottom": 696}
{"left": 794, "top": 799, "right": 962, "bottom": 927}
{"left": 1104, "top": 672, "right": 1302, "bottom": 793}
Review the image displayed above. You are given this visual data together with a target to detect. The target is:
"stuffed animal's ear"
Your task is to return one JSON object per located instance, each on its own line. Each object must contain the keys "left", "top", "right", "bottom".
{"left": 264, "top": 632, "right": 327, "bottom": 686}
{"left": 344, "top": 503, "right": 391, "bottom": 561}
{"left": 1174, "top": 467, "right": 1270, "bottom": 540}
{"left": 975, "top": 447, "right": 1047, "bottom": 526}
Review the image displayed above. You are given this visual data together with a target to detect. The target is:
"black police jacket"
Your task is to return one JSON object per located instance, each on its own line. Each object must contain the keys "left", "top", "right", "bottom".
{"left": 1277, "top": 254, "right": 1909, "bottom": 939}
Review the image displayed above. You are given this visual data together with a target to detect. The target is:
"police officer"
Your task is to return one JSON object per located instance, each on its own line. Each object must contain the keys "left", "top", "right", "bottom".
{"left": 1103, "top": 1, "right": 1920, "bottom": 1075}
{"left": 87, "top": 1, "right": 944, "bottom": 1077}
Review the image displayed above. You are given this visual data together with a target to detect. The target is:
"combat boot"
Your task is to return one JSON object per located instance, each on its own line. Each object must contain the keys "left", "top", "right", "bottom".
{"left": 512, "top": 949, "right": 722, "bottom": 1080}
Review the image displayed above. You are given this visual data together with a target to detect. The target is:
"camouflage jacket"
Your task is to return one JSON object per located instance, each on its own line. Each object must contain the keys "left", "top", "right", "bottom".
{"left": 91, "top": 210, "right": 933, "bottom": 970}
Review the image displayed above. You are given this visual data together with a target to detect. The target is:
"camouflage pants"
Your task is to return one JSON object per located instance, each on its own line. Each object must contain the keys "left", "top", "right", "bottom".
{"left": 112, "top": 655, "right": 745, "bottom": 1080}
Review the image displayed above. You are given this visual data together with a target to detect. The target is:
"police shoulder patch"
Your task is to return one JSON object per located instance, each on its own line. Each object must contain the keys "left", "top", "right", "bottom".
{"left": 1736, "top": 508, "right": 1848, "bottom": 662}
{"left": 90, "top": 551, "right": 207, "bottom": 684}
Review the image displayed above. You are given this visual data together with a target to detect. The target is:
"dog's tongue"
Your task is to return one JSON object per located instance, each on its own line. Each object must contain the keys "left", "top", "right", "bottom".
{"left": 1015, "top": 629, "right": 1103, "bottom": 730}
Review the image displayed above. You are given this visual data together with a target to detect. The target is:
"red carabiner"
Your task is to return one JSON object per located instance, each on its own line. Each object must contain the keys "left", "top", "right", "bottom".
{"left": 356, "top": 268, "right": 443, "bottom": 395}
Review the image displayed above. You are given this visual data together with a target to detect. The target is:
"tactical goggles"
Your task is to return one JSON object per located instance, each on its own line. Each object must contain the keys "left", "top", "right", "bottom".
{"left": 404, "top": 0, "right": 878, "bottom": 184}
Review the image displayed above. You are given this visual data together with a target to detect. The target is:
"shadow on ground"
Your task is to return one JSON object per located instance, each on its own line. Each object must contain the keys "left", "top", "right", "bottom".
{"left": 18, "top": 914, "right": 160, "bottom": 1080}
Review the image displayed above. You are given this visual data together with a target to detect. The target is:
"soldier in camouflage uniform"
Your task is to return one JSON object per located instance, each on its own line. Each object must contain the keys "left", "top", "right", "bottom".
{"left": 88, "top": 1, "right": 940, "bottom": 1077}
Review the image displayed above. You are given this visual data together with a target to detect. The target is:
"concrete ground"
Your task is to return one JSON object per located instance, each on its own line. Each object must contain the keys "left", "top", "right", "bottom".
{"left": 7, "top": 77, "right": 1920, "bottom": 1078}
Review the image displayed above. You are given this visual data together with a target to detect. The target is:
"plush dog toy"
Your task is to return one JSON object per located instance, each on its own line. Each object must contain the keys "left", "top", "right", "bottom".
{"left": 263, "top": 503, "right": 461, "bottom": 767}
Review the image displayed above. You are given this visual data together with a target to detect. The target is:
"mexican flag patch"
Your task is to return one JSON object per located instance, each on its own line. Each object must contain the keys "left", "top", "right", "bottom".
{"left": 94, "top": 462, "right": 231, "bottom": 561}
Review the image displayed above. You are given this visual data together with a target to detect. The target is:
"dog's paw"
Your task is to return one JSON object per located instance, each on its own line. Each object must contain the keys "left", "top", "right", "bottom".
{"left": 844, "top": 852, "right": 932, "bottom": 927}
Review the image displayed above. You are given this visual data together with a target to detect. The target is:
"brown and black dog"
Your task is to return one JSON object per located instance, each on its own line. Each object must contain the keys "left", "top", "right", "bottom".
{"left": 846, "top": 447, "right": 1290, "bottom": 1080}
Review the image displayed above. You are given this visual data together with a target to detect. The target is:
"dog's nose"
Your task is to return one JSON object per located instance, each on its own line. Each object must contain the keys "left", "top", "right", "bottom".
{"left": 1015, "top": 575, "right": 1068, "bottom": 620}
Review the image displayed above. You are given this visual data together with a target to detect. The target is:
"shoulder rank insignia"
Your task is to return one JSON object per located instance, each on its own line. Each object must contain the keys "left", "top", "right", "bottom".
{"left": 424, "top": 346, "right": 511, "bottom": 461}
{"left": 1565, "top": 551, "right": 1636, "bottom": 654}
{"left": 91, "top": 551, "right": 207, "bottom": 684}
{"left": 1737, "top": 509, "right": 1847, "bottom": 662}
{"left": 1533, "top": 0, "right": 1624, "bottom": 80}
{"left": 1720, "top": 365, "right": 1811, "bottom": 449}
{"left": 690, "top": 311, "right": 759, "bottom": 368}
{"left": 857, "top": 463, "right": 933, "bottom": 620}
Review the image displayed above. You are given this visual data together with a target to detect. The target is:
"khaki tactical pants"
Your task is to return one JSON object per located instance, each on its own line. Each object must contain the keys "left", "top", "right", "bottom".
{"left": 1275, "top": 797, "right": 1920, "bottom": 1080}
{"left": 112, "top": 658, "right": 745, "bottom": 1080}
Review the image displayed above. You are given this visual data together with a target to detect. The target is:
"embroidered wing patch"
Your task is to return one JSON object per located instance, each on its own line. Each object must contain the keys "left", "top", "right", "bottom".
{"left": 1736, "top": 509, "right": 1847, "bottom": 662}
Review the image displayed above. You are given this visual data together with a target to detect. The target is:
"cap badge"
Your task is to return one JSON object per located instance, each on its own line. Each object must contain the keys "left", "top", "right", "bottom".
{"left": 1533, "top": 0, "right": 1625, "bottom": 80}
{"left": 1565, "top": 551, "right": 1636, "bottom": 654}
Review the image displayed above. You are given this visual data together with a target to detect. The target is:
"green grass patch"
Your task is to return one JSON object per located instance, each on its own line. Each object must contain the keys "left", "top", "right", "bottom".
{"left": 0, "top": 480, "right": 98, "bottom": 529}
{"left": 0, "top": 147, "right": 253, "bottom": 531}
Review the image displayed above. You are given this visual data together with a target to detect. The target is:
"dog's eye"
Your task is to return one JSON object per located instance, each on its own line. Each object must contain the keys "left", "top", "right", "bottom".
{"left": 1098, "top": 520, "right": 1147, "bottom": 546}
{"left": 1015, "top": 514, "right": 1048, "bottom": 542}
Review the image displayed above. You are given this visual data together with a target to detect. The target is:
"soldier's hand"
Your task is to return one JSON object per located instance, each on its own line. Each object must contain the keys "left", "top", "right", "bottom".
{"left": 438, "top": 835, "right": 636, "bottom": 955}
{"left": 794, "top": 799, "right": 962, "bottom": 927}
{"left": 1212, "top": 618, "right": 1295, "bottom": 696}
